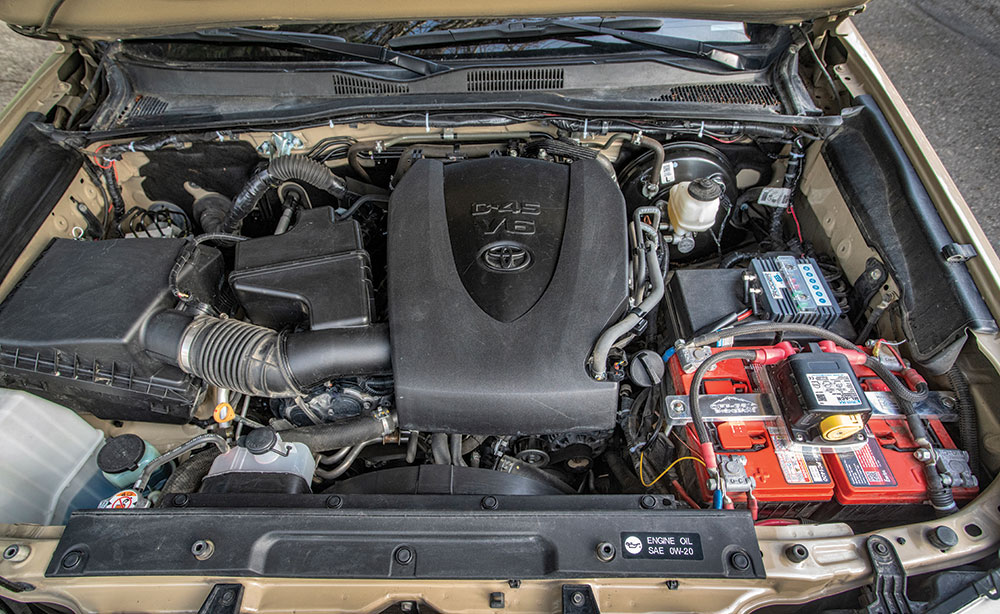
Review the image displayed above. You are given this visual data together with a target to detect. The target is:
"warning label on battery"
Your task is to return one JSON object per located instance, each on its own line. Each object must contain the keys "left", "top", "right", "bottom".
{"left": 806, "top": 373, "right": 863, "bottom": 406}
{"left": 769, "top": 427, "right": 831, "bottom": 485}
{"left": 837, "top": 439, "right": 897, "bottom": 487}
{"left": 620, "top": 532, "right": 703, "bottom": 560}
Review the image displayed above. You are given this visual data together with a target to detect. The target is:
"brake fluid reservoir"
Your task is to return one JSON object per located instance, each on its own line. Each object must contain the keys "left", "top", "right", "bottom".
{"left": 667, "top": 178, "right": 722, "bottom": 234}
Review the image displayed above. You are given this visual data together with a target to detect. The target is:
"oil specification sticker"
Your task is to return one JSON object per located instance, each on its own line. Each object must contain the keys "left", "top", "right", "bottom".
{"left": 621, "top": 532, "right": 703, "bottom": 560}
{"left": 806, "top": 373, "right": 863, "bottom": 406}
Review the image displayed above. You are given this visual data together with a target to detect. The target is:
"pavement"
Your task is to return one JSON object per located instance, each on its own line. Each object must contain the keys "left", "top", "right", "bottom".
{"left": 0, "top": 3, "right": 996, "bottom": 247}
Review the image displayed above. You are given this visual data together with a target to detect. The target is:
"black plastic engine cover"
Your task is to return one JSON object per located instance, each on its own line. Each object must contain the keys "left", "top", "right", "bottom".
{"left": 388, "top": 158, "right": 627, "bottom": 435}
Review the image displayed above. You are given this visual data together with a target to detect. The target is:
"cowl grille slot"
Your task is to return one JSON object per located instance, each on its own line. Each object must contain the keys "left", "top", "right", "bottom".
{"left": 331, "top": 74, "right": 410, "bottom": 96}
{"left": 652, "top": 83, "right": 781, "bottom": 108}
{"left": 467, "top": 68, "right": 564, "bottom": 92}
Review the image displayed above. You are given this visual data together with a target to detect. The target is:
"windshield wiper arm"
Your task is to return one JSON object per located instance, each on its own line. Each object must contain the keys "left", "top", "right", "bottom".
{"left": 180, "top": 28, "right": 450, "bottom": 76}
{"left": 388, "top": 17, "right": 662, "bottom": 49}
{"left": 388, "top": 18, "right": 751, "bottom": 70}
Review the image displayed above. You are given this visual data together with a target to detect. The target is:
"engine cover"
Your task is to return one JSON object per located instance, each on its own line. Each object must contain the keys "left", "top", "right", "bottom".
{"left": 388, "top": 157, "right": 628, "bottom": 435}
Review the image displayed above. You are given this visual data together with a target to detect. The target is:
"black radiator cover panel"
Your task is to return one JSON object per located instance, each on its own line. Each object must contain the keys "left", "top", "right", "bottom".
{"left": 388, "top": 158, "right": 627, "bottom": 435}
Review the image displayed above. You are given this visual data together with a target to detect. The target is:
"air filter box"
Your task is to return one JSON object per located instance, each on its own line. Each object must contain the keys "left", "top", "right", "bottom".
{"left": 230, "top": 207, "right": 373, "bottom": 331}
{"left": 0, "top": 238, "right": 214, "bottom": 422}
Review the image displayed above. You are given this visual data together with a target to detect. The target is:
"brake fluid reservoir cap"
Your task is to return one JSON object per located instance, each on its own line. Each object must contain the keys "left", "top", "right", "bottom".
{"left": 820, "top": 414, "right": 866, "bottom": 441}
{"left": 97, "top": 434, "right": 146, "bottom": 474}
{"left": 687, "top": 178, "right": 722, "bottom": 201}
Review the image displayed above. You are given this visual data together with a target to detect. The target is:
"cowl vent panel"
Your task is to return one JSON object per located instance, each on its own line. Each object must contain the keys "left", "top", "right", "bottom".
{"left": 466, "top": 68, "right": 565, "bottom": 92}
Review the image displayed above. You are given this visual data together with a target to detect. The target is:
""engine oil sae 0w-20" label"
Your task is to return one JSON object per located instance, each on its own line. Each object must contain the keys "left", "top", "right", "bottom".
{"left": 620, "top": 532, "right": 704, "bottom": 560}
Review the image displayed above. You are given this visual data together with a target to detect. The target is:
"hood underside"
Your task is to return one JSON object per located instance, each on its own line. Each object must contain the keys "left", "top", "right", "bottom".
{"left": 0, "top": 0, "right": 866, "bottom": 39}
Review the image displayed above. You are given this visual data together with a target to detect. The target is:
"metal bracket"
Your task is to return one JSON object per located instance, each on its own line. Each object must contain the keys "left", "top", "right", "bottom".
{"left": 562, "top": 585, "right": 600, "bottom": 614}
{"left": 257, "top": 132, "right": 303, "bottom": 159}
{"left": 849, "top": 257, "right": 888, "bottom": 327}
{"left": 198, "top": 583, "right": 244, "bottom": 614}
{"left": 941, "top": 243, "right": 978, "bottom": 263}
{"left": 858, "top": 535, "right": 915, "bottom": 614}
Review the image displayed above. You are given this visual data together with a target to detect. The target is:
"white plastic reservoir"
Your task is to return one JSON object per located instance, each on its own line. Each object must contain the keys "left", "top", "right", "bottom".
{"left": 0, "top": 389, "right": 114, "bottom": 525}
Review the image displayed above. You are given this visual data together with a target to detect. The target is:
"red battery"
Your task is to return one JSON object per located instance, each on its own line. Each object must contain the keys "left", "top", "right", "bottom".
{"left": 684, "top": 422, "right": 835, "bottom": 515}
{"left": 824, "top": 417, "right": 978, "bottom": 506}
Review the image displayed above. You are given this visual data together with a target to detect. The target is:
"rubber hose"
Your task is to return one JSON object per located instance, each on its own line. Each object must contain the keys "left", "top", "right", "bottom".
{"left": 161, "top": 449, "right": 219, "bottom": 495}
{"left": 498, "top": 455, "right": 575, "bottom": 494}
{"left": 431, "top": 433, "right": 450, "bottom": 465}
{"left": 146, "top": 312, "right": 391, "bottom": 397}
{"left": 720, "top": 250, "right": 757, "bottom": 269}
{"left": 689, "top": 350, "right": 758, "bottom": 447}
{"left": 591, "top": 244, "right": 664, "bottom": 379}
{"left": 222, "top": 155, "right": 348, "bottom": 233}
{"left": 948, "top": 367, "right": 980, "bottom": 476}
{"left": 405, "top": 431, "right": 420, "bottom": 464}
{"left": 281, "top": 414, "right": 392, "bottom": 452}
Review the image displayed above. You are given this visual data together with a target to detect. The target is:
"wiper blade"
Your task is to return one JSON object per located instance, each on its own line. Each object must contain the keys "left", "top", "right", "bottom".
{"left": 176, "top": 27, "right": 450, "bottom": 76}
{"left": 389, "top": 18, "right": 751, "bottom": 70}
{"left": 388, "top": 17, "right": 662, "bottom": 49}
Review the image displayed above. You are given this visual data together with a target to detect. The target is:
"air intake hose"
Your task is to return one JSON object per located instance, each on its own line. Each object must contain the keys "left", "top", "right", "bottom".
{"left": 146, "top": 311, "right": 390, "bottom": 397}
{"left": 221, "top": 155, "right": 349, "bottom": 233}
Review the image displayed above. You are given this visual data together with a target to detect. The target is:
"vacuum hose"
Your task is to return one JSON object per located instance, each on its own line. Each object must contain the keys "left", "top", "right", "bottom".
{"left": 145, "top": 311, "right": 390, "bottom": 397}
{"left": 221, "top": 155, "right": 348, "bottom": 233}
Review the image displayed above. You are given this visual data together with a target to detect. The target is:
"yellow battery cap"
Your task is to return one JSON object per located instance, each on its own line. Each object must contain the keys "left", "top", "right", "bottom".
{"left": 820, "top": 414, "right": 865, "bottom": 441}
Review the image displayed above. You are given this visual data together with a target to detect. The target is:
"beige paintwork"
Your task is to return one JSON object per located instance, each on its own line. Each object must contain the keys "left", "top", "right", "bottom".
{"left": 2, "top": 7, "right": 1000, "bottom": 613}
{"left": 0, "top": 0, "right": 867, "bottom": 38}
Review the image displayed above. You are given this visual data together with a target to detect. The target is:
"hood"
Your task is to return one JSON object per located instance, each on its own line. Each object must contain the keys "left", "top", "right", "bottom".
{"left": 0, "top": 0, "right": 866, "bottom": 39}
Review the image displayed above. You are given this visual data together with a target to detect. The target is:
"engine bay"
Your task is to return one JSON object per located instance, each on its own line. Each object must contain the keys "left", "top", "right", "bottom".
{"left": 0, "top": 107, "right": 990, "bottom": 536}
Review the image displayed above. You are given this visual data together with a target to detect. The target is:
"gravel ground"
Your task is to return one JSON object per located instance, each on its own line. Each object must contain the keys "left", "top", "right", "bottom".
{"left": 0, "top": 4, "right": 996, "bottom": 246}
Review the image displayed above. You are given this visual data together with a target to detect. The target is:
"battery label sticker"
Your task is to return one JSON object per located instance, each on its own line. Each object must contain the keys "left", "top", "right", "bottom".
{"left": 621, "top": 532, "right": 703, "bottom": 560}
{"left": 769, "top": 427, "right": 831, "bottom": 484}
{"left": 806, "top": 373, "right": 863, "bottom": 406}
{"left": 837, "top": 439, "right": 897, "bottom": 487}
{"left": 761, "top": 271, "right": 786, "bottom": 300}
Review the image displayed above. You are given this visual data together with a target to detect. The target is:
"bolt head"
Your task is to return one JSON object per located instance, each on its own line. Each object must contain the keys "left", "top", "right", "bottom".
{"left": 571, "top": 592, "right": 586, "bottom": 606}
{"left": 639, "top": 495, "right": 657, "bottom": 509}
{"left": 481, "top": 496, "right": 499, "bottom": 510}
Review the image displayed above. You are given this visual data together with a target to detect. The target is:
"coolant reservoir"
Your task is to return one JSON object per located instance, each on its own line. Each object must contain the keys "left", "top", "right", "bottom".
{"left": 667, "top": 177, "right": 722, "bottom": 234}
{"left": 0, "top": 389, "right": 116, "bottom": 524}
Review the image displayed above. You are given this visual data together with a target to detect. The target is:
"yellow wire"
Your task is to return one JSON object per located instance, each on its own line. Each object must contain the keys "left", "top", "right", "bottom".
{"left": 639, "top": 453, "right": 707, "bottom": 487}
